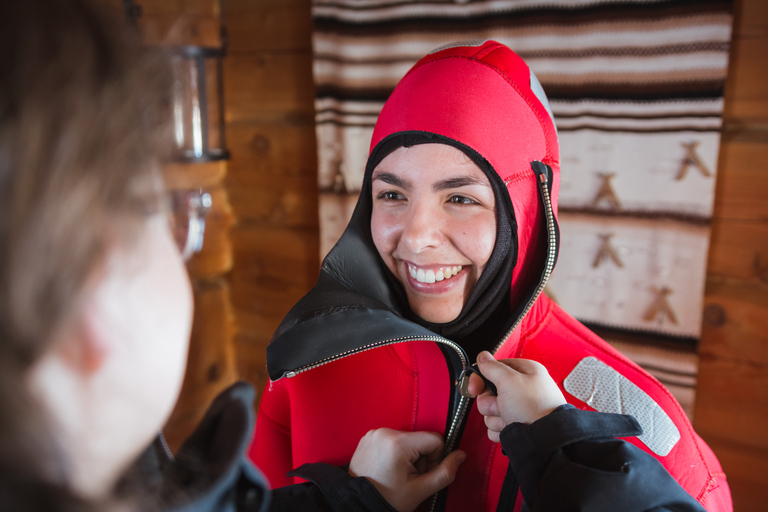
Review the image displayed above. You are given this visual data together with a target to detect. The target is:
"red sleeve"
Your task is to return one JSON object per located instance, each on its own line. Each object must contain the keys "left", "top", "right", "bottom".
{"left": 248, "top": 378, "right": 295, "bottom": 489}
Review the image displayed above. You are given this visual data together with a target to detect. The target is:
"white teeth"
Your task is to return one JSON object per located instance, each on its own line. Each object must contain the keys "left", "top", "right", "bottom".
{"left": 409, "top": 264, "right": 463, "bottom": 284}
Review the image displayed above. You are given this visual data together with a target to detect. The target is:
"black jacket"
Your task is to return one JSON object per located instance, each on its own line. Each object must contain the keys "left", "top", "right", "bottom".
{"left": 498, "top": 404, "right": 706, "bottom": 512}
{"left": 158, "top": 383, "right": 394, "bottom": 512}
{"left": 158, "top": 384, "right": 703, "bottom": 512}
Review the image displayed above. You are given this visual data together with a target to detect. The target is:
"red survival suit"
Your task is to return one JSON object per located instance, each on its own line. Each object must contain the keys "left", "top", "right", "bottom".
{"left": 250, "top": 41, "right": 731, "bottom": 511}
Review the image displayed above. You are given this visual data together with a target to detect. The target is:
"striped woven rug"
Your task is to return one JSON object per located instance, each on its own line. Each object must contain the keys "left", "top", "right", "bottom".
{"left": 311, "top": 0, "right": 734, "bottom": 418}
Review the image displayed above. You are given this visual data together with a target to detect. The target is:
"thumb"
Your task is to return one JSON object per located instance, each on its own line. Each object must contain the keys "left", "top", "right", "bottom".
{"left": 399, "top": 431, "right": 445, "bottom": 461}
{"left": 475, "top": 351, "right": 514, "bottom": 386}
{"left": 413, "top": 450, "right": 466, "bottom": 493}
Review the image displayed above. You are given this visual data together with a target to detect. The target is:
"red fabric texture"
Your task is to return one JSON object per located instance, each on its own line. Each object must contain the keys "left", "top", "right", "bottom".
{"left": 251, "top": 296, "right": 731, "bottom": 511}
{"left": 249, "top": 41, "right": 731, "bottom": 511}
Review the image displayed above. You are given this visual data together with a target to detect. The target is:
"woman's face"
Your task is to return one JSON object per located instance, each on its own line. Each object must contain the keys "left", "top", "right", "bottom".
{"left": 371, "top": 144, "right": 497, "bottom": 324}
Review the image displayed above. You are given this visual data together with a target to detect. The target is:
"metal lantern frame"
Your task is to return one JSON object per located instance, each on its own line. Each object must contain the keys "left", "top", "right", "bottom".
{"left": 123, "top": 0, "right": 230, "bottom": 163}
{"left": 170, "top": 44, "right": 230, "bottom": 163}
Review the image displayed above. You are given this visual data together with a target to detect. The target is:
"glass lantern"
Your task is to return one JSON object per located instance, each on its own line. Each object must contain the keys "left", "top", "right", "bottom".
{"left": 170, "top": 45, "right": 229, "bottom": 162}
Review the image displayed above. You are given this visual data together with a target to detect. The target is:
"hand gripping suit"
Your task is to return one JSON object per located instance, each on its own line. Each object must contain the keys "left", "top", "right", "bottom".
{"left": 250, "top": 41, "right": 731, "bottom": 512}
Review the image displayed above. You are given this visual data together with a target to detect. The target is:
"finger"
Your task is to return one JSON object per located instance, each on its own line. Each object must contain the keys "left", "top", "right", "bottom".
{"left": 474, "top": 351, "right": 518, "bottom": 387}
{"left": 475, "top": 394, "right": 499, "bottom": 417}
{"left": 494, "top": 356, "right": 547, "bottom": 376}
{"left": 415, "top": 455, "right": 429, "bottom": 475}
{"left": 487, "top": 429, "right": 501, "bottom": 443}
{"left": 466, "top": 371, "right": 487, "bottom": 397}
{"left": 397, "top": 431, "right": 444, "bottom": 462}
{"left": 484, "top": 414, "right": 506, "bottom": 433}
{"left": 412, "top": 450, "right": 466, "bottom": 493}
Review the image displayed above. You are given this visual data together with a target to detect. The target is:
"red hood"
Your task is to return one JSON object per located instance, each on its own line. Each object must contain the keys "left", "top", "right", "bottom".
{"left": 369, "top": 40, "right": 560, "bottom": 309}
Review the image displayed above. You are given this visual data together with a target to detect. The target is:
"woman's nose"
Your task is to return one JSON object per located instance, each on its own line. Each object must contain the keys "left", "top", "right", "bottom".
{"left": 401, "top": 204, "right": 443, "bottom": 253}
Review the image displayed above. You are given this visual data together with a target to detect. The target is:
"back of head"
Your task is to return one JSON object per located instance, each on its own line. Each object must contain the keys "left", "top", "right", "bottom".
{"left": 0, "top": 0, "right": 169, "bottom": 508}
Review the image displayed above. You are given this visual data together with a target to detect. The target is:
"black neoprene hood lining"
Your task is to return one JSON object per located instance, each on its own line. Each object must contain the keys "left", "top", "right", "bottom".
{"left": 363, "top": 131, "right": 518, "bottom": 343}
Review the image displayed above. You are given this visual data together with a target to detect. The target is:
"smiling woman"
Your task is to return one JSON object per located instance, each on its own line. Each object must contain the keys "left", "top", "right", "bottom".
{"left": 371, "top": 144, "right": 497, "bottom": 324}
{"left": 252, "top": 40, "right": 731, "bottom": 512}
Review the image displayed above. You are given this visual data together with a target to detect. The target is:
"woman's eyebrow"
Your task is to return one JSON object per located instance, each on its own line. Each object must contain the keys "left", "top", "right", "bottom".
{"left": 433, "top": 176, "right": 488, "bottom": 192}
{"left": 372, "top": 171, "right": 410, "bottom": 189}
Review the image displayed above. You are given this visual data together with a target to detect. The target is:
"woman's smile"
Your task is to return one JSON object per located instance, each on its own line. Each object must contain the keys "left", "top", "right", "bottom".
{"left": 407, "top": 263, "right": 464, "bottom": 285}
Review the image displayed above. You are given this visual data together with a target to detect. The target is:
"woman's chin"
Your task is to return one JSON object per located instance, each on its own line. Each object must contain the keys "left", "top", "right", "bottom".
{"left": 410, "top": 302, "right": 462, "bottom": 324}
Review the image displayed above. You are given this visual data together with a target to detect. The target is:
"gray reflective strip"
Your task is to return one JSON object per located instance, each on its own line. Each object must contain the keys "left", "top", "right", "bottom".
{"left": 428, "top": 39, "right": 488, "bottom": 55}
{"left": 564, "top": 356, "right": 680, "bottom": 456}
{"left": 529, "top": 69, "right": 558, "bottom": 139}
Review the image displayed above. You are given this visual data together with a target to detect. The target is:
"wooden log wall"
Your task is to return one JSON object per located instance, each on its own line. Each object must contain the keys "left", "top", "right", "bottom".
{"left": 694, "top": 1, "right": 768, "bottom": 510}
{"left": 222, "top": 0, "right": 320, "bottom": 402}
{"left": 121, "top": 0, "right": 767, "bottom": 509}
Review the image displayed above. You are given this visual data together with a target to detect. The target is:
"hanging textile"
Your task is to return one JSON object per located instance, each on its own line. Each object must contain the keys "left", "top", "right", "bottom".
{"left": 311, "top": 0, "right": 734, "bottom": 418}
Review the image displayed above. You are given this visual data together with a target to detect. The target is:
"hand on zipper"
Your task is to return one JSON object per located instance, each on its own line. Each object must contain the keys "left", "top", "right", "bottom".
{"left": 469, "top": 351, "right": 566, "bottom": 443}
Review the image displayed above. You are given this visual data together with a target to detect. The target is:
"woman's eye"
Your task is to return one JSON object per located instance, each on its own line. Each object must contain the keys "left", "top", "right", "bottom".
{"left": 377, "top": 191, "right": 404, "bottom": 201}
{"left": 449, "top": 195, "right": 477, "bottom": 205}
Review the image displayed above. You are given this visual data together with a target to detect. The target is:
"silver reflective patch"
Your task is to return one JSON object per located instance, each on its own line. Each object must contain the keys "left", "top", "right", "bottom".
{"left": 564, "top": 356, "right": 680, "bottom": 456}
{"left": 529, "top": 69, "right": 557, "bottom": 139}
{"left": 429, "top": 39, "right": 488, "bottom": 55}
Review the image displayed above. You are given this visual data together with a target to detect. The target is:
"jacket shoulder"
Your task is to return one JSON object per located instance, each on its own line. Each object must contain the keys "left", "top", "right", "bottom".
{"left": 515, "top": 296, "right": 730, "bottom": 510}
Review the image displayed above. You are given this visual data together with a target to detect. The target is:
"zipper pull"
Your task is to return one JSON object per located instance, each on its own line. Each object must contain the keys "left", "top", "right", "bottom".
{"left": 459, "top": 364, "right": 498, "bottom": 398}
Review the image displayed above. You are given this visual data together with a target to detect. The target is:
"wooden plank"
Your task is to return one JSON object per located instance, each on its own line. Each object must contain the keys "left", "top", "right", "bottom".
{"left": 706, "top": 218, "right": 768, "bottom": 283}
{"left": 226, "top": 121, "right": 319, "bottom": 228}
{"left": 228, "top": 173, "right": 319, "bottom": 228}
{"left": 164, "top": 277, "right": 238, "bottom": 449}
{"left": 713, "top": 139, "right": 768, "bottom": 221}
{"left": 139, "top": 15, "right": 221, "bottom": 46}
{"left": 701, "top": 436, "right": 768, "bottom": 512}
{"left": 699, "top": 278, "right": 768, "bottom": 365}
{"left": 732, "top": 0, "right": 768, "bottom": 38}
{"left": 230, "top": 225, "right": 319, "bottom": 289}
{"left": 226, "top": 121, "right": 318, "bottom": 181}
{"left": 226, "top": 0, "right": 313, "bottom": 53}
{"left": 224, "top": 51, "right": 316, "bottom": 123}
{"left": 136, "top": 0, "right": 221, "bottom": 46}
{"left": 233, "top": 331, "right": 269, "bottom": 403}
{"left": 698, "top": 2, "right": 768, "bottom": 508}
{"left": 695, "top": 350, "right": 768, "bottom": 512}
{"left": 229, "top": 224, "right": 319, "bottom": 332}
{"left": 694, "top": 354, "right": 768, "bottom": 460}
{"left": 163, "top": 161, "right": 227, "bottom": 189}
{"left": 722, "top": 35, "right": 768, "bottom": 124}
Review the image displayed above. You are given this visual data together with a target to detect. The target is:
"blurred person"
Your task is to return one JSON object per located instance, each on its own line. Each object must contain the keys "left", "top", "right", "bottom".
{"left": 0, "top": 1, "right": 463, "bottom": 511}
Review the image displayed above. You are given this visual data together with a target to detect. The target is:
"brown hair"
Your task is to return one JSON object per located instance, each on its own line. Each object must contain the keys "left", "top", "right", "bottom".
{"left": 0, "top": 0, "right": 170, "bottom": 508}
